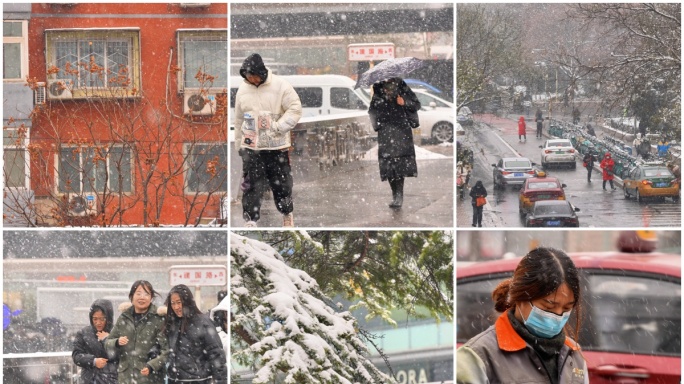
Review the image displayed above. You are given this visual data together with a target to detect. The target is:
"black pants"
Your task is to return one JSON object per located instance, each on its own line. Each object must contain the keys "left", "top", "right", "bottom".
{"left": 586, "top": 166, "right": 593, "bottom": 181}
{"left": 536, "top": 123, "right": 542, "bottom": 138}
{"left": 472, "top": 204, "right": 483, "bottom": 226}
{"left": 241, "top": 149, "right": 293, "bottom": 222}
{"left": 168, "top": 379, "right": 213, "bottom": 384}
{"left": 603, "top": 179, "right": 615, "bottom": 189}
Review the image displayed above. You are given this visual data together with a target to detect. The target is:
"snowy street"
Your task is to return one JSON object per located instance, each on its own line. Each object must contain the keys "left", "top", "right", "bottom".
{"left": 230, "top": 143, "right": 454, "bottom": 227}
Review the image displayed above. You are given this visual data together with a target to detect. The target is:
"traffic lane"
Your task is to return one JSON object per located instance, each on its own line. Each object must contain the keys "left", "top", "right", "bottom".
{"left": 496, "top": 121, "right": 681, "bottom": 227}
{"left": 230, "top": 157, "right": 454, "bottom": 228}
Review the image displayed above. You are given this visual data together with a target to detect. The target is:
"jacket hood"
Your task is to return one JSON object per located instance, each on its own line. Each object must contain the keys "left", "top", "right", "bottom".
{"left": 89, "top": 299, "right": 114, "bottom": 333}
{"left": 239, "top": 53, "right": 268, "bottom": 83}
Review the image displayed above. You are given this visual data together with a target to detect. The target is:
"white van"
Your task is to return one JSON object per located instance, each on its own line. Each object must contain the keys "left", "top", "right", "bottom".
{"left": 230, "top": 74, "right": 369, "bottom": 119}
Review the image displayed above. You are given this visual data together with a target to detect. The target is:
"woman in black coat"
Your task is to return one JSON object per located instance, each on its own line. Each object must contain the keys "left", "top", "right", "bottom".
{"left": 469, "top": 180, "right": 488, "bottom": 227}
{"left": 163, "top": 285, "right": 227, "bottom": 384}
{"left": 72, "top": 299, "right": 118, "bottom": 384}
{"left": 368, "top": 77, "right": 421, "bottom": 208}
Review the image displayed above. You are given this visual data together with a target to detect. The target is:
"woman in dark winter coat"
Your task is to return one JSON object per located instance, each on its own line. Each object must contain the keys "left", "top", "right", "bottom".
{"left": 163, "top": 285, "right": 227, "bottom": 384}
{"left": 105, "top": 280, "right": 169, "bottom": 384}
{"left": 72, "top": 299, "right": 118, "bottom": 384}
{"left": 368, "top": 77, "right": 421, "bottom": 209}
{"left": 534, "top": 109, "right": 543, "bottom": 139}
{"left": 469, "top": 180, "right": 488, "bottom": 227}
{"left": 582, "top": 151, "right": 597, "bottom": 182}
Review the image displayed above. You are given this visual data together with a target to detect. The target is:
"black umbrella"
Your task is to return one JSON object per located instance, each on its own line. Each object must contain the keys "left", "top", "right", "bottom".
{"left": 354, "top": 57, "right": 424, "bottom": 89}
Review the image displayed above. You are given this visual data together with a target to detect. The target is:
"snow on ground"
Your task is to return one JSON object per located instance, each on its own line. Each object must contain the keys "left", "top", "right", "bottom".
{"left": 362, "top": 144, "right": 451, "bottom": 161}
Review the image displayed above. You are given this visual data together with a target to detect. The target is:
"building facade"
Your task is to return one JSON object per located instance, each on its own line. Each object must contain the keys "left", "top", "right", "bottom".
{"left": 4, "top": 3, "right": 227, "bottom": 227}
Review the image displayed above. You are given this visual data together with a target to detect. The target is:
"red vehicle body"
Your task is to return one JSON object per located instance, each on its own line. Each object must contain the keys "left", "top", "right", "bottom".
{"left": 518, "top": 174, "right": 567, "bottom": 216}
{"left": 457, "top": 252, "right": 681, "bottom": 384}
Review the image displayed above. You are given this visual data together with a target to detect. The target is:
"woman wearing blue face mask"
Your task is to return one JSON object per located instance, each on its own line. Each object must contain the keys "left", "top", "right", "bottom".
{"left": 457, "top": 247, "right": 588, "bottom": 384}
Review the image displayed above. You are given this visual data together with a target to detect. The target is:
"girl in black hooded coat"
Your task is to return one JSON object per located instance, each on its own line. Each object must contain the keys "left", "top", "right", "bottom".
{"left": 368, "top": 77, "right": 421, "bottom": 208}
{"left": 72, "top": 299, "right": 118, "bottom": 384}
{"left": 163, "top": 285, "right": 227, "bottom": 384}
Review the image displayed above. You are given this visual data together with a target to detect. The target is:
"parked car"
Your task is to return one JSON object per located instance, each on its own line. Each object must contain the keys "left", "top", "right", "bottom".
{"left": 411, "top": 89, "right": 454, "bottom": 143}
{"left": 403, "top": 78, "right": 446, "bottom": 97}
{"left": 492, "top": 157, "right": 537, "bottom": 189}
{"left": 525, "top": 200, "right": 580, "bottom": 227}
{"left": 230, "top": 74, "right": 368, "bottom": 119}
{"left": 457, "top": 244, "right": 681, "bottom": 384}
{"left": 518, "top": 172, "right": 567, "bottom": 217}
{"left": 457, "top": 106, "right": 473, "bottom": 126}
{"left": 540, "top": 138, "right": 576, "bottom": 169}
{"left": 623, "top": 163, "right": 680, "bottom": 203}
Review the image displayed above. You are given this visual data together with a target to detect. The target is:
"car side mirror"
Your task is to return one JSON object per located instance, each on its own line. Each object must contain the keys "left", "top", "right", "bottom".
{"left": 539, "top": 145, "right": 543, "bottom": 149}
{"left": 491, "top": 164, "right": 496, "bottom": 167}
{"left": 574, "top": 207, "right": 581, "bottom": 212}
{"left": 561, "top": 184, "right": 567, "bottom": 188}
{"left": 429, "top": 101, "right": 437, "bottom": 109}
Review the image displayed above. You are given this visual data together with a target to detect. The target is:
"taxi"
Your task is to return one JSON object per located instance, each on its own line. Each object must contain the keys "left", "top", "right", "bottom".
{"left": 623, "top": 162, "right": 680, "bottom": 202}
{"left": 518, "top": 170, "right": 567, "bottom": 217}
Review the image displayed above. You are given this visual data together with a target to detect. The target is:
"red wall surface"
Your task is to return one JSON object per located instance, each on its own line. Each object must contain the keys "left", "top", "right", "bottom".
{"left": 26, "top": 3, "right": 228, "bottom": 226}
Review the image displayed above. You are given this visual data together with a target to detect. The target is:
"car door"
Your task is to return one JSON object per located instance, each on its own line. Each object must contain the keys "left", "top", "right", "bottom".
{"left": 579, "top": 270, "right": 681, "bottom": 384}
{"left": 630, "top": 167, "right": 642, "bottom": 194}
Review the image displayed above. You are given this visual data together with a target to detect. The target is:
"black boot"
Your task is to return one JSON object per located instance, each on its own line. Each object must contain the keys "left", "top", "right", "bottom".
{"left": 389, "top": 178, "right": 404, "bottom": 208}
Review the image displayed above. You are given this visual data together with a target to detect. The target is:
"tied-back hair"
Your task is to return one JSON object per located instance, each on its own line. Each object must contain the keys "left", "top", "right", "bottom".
{"left": 128, "top": 280, "right": 161, "bottom": 302}
{"left": 492, "top": 247, "right": 582, "bottom": 340}
{"left": 164, "top": 284, "right": 203, "bottom": 335}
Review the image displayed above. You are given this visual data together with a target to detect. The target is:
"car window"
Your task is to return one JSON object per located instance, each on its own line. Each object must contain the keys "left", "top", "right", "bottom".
{"left": 581, "top": 273, "right": 680, "bottom": 356}
{"left": 528, "top": 182, "right": 559, "bottom": 189}
{"left": 331, "top": 87, "right": 367, "bottom": 110}
{"left": 294, "top": 87, "right": 323, "bottom": 108}
{"left": 534, "top": 204, "right": 572, "bottom": 215}
{"left": 416, "top": 93, "right": 450, "bottom": 108}
{"left": 643, "top": 168, "right": 674, "bottom": 178}
{"left": 504, "top": 160, "right": 531, "bottom": 168}
{"left": 456, "top": 274, "right": 511, "bottom": 343}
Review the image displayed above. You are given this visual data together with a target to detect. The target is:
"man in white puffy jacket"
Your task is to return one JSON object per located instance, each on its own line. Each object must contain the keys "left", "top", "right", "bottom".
{"left": 234, "top": 53, "right": 302, "bottom": 227}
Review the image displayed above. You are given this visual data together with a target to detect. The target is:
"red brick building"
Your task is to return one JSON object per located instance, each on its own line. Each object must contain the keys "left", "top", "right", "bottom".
{"left": 10, "top": 3, "right": 227, "bottom": 226}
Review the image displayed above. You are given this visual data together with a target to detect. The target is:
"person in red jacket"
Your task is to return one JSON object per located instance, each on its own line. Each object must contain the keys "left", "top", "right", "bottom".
{"left": 517, "top": 116, "right": 527, "bottom": 142}
{"left": 600, "top": 152, "right": 617, "bottom": 191}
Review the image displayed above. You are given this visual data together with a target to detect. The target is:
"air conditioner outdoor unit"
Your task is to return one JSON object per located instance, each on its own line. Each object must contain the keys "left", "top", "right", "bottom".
{"left": 47, "top": 79, "right": 73, "bottom": 99}
{"left": 184, "top": 92, "right": 216, "bottom": 116}
{"left": 67, "top": 193, "right": 97, "bottom": 216}
{"left": 34, "top": 82, "right": 46, "bottom": 105}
